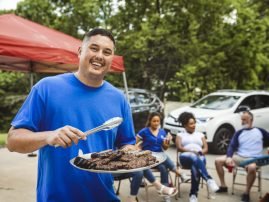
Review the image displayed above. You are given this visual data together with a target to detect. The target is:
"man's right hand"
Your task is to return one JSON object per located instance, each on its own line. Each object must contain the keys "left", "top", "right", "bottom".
{"left": 47, "top": 126, "right": 86, "bottom": 148}
{"left": 225, "top": 157, "right": 234, "bottom": 166}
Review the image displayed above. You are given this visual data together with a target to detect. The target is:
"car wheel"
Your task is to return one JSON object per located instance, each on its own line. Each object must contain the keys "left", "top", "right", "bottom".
{"left": 212, "top": 127, "right": 234, "bottom": 154}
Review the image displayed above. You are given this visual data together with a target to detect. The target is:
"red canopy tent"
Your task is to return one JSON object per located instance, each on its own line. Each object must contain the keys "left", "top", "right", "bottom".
{"left": 0, "top": 14, "right": 129, "bottom": 94}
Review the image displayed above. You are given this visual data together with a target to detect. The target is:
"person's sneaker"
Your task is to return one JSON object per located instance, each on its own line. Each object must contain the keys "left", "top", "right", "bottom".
{"left": 241, "top": 193, "right": 250, "bottom": 202}
{"left": 180, "top": 172, "right": 191, "bottom": 182}
{"left": 207, "top": 179, "right": 219, "bottom": 193}
{"left": 189, "top": 194, "right": 198, "bottom": 202}
{"left": 163, "top": 196, "right": 171, "bottom": 202}
{"left": 216, "top": 186, "right": 228, "bottom": 193}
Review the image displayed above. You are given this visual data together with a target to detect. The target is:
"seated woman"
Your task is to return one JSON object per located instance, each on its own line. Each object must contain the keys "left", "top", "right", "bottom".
{"left": 176, "top": 112, "right": 219, "bottom": 202}
{"left": 134, "top": 112, "right": 184, "bottom": 202}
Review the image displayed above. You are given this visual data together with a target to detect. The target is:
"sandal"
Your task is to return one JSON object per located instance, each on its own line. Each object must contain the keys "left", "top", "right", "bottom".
{"left": 126, "top": 196, "right": 139, "bottom": 202}
{"left": 157, "top": 185, "right": 178, "bottom": 197}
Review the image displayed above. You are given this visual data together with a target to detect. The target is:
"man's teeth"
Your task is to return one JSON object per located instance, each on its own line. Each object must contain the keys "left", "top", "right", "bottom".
{"left": 92, "top": 62, "right": 102, "bottom": 67}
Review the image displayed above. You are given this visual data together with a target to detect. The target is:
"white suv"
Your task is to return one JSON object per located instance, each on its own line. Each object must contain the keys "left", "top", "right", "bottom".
{"left": 163, "top": 90, "right": 269, "bottom": 154}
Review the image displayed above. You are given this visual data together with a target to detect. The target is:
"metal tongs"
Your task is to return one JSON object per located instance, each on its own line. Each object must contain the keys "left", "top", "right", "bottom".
{"left": 55, "top": 117, "right": 123, "bottom": 147}
{"left": 83, "top": 117, "right": 123, "bottom": 136}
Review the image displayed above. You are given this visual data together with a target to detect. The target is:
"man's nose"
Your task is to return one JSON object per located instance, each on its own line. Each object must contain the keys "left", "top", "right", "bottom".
{"left": 95, "top": 50, "right": 103, "bottom": 59}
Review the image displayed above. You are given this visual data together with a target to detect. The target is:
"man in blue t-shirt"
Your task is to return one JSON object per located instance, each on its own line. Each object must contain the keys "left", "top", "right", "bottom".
{"left": 7, "top": 28, "right": 136, "bottom": 202}
{"left": 215, "top": 111, "right": 269, "bottom": 202}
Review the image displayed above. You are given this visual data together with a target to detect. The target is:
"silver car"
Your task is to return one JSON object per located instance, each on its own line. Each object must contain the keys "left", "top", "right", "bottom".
{"left": 122, "top": 88, "right": 164, "bottom": 132}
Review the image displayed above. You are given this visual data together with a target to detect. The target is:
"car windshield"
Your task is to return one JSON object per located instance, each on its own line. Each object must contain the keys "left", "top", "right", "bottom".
{"left": 191, "top": 95, "right": 241, "bottom": 110}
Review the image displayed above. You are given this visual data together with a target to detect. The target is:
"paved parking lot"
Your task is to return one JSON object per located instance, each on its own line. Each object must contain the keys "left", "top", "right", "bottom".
{"left": 0, "top": 146, "right": 268, "bottom": 202}
{"left": 1, "top": 102, "right": 268, "bottom": 202}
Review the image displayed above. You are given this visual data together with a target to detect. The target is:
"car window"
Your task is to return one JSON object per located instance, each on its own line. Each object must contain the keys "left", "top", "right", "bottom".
{"left": 191, "top": 95, "right": 241, "bottom": 110}
{"left": 135, "top": 92, "right": 151, "bottom": 104}
{"left": 240, "top": 95, "right": 269, "bottom": 110}
{"left": 257, "top": 95, "right": 269, "bottom": 108}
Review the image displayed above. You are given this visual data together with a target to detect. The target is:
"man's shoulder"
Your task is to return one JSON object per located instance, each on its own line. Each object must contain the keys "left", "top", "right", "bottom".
{"left": 104, "top": 82, "right": 125, "bottom": 97}
{"left": 36, "top": 73, "right": 71, "bottom": 86}
{"left": 254, "top": 127, "right": 267, "bottom": 133}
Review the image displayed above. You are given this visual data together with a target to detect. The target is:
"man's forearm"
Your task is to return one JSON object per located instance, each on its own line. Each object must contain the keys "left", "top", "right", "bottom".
{"left": 7, "top": 128, "right": 50, "bottom": 153}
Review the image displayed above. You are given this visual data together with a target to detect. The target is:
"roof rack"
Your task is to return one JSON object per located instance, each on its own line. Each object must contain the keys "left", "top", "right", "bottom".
{"left": 216, "top": 89, "right": 269, "bottom": 93}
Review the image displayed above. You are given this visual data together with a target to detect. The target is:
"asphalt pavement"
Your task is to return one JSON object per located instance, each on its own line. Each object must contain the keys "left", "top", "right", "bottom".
{"left": 1, "top": 146, "right": 269, "bottom": 202}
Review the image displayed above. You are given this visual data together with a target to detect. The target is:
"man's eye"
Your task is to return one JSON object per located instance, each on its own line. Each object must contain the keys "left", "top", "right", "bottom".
{"left": 103, "top": 51, "right": 112, "bottom": 56}
{"left": 90, "top": 47, "right": 98, "bottom": 51}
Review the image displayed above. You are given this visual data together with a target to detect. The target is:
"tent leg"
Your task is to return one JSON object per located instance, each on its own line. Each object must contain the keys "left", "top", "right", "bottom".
{"left": 28, "top": 72, "right": 37, "bottom": 157}
{"left": 122, "top": 72, "right": 129, "bottom": 103}
{"left": 30, "top": 72, "right": 34, "bottom": 89}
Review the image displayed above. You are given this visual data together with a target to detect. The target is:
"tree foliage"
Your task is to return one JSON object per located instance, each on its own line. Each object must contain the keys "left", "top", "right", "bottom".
{"left": 1, "top": 0, "right": 269, "bottom": 130}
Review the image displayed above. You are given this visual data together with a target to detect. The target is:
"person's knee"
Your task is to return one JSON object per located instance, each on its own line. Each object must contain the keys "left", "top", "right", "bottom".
{"left": 215, "top": 157, "right": 225, "bottom": 167}
{"left": 192, "top": 155, "right": 199, "bottom": 162}
{"left": 247, "top": 164, "right": 257, "bottom": 174}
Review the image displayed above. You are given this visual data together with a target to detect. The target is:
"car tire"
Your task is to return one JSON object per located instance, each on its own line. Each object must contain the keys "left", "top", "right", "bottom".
{"left": 212, "top": 127, "right": 234, "bottom": 154}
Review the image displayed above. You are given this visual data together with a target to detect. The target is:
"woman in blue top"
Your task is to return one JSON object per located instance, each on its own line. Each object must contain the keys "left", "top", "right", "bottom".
{"left": 135, "top": 112, "right": 183, "bottom": 202}
{"left": 137, "top": 112, "right": 182, "bottom": 181}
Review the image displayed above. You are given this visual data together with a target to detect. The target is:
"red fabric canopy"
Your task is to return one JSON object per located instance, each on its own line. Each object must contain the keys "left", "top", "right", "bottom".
{"left": 0, "top": 14, "right": 125, "bottom": 73}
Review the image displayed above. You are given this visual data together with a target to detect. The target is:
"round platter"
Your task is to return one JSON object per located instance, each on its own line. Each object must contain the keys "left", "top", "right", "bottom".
{"left": 70, "top": 152, "right": 167, "bottom": 174}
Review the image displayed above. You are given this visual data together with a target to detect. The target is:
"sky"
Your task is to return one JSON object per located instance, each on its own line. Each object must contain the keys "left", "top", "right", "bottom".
{"left": 0, "top": 0, "right": 23, "bottom": 10}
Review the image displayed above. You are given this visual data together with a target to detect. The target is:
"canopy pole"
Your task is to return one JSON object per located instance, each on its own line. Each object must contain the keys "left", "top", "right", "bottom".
{"left": 122, "top": 72, "right": 129, "bottom": 103}
{"left": 28, "top": 70, "right": 37, "bottom": 157}
{"left": 30, "top": 72, "right": 34, "bottom": 89}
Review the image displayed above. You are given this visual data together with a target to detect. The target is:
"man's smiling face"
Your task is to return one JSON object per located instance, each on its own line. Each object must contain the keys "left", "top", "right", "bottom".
{"left": 78, "top": 34, "right": 114, "bottom": 83}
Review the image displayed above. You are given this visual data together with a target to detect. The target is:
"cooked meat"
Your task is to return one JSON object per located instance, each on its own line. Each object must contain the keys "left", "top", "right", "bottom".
{"left": 134, "top": 150, "right": 152, "bottom": 157}
{"left": 119, "top": 154, "right": 136, "bottom": 162}
{"left": 74, "top": 150, "right": 158, "bottom": 171}
{"left": 126, "top": 158, "right": 148, "bottom": 169}
{"left": 91, "top": 150, "right": 114, "bottom": 159}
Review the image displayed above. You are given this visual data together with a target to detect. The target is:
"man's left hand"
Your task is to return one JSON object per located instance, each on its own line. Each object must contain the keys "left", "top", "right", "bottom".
{"left": 121, "top": 144, "right": 138, "bottom": 152}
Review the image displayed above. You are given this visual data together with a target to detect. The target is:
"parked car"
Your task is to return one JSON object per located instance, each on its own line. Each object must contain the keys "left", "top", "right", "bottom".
{"left": 122, "top": 88, "right": 164, "bottom": 133}
{"left": 163, "top": 90, "right": 269, "bottom": 154}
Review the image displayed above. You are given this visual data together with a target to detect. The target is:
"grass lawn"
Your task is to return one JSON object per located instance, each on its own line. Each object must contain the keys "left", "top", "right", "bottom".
{"left": 0, "top": 133, "right": 7, "bottom": 147}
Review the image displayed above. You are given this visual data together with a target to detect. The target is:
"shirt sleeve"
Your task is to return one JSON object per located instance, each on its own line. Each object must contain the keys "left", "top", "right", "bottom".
{"left": 258, "top": 127, "right": 269, "bottom": 147}
{"left": 137, "top": 128, "right": 146, "bottom": 140}
{"left": 114, "top": 99, "right": 136, "bottom": 148}
{"left": 162, "top": 129, "right": 168, "bottom": 137}
{"left": 226, "top": 130, "right": 241, "bottom": 157}
{"left": 11, "top": 86, "right": 45, "bottom": 132}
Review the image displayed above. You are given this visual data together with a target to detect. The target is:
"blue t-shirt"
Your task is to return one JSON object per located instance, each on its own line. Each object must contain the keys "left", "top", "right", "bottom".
{"left": 137, "top": 127, "right": 167, "bottom": 152}
{"left": 11, "top": 73, "right": 136, "bottom": 202}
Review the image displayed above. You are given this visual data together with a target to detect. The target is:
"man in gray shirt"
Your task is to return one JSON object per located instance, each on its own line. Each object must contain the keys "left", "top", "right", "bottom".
{"left": 215, "top": 111, "right": 269, "bottom": 202}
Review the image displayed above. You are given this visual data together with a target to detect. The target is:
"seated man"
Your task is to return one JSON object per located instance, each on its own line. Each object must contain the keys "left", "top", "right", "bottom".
{"left": 215, "top": 111, "right": 269, "bottom": 202}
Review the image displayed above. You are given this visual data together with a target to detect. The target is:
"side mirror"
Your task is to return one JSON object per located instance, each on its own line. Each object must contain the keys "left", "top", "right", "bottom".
{"left": 236, "top": 105, "right": 250, "bottom": 113}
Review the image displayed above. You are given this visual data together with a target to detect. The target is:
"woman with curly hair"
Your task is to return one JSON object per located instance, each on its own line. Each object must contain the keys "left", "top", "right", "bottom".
{"left": 176, "top": 112, "right": 219, "bottom": 202}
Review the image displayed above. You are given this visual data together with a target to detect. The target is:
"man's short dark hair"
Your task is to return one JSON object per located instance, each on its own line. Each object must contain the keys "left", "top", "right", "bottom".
{"left": 83, "top": 28, "right": 115, "bottom": 46}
